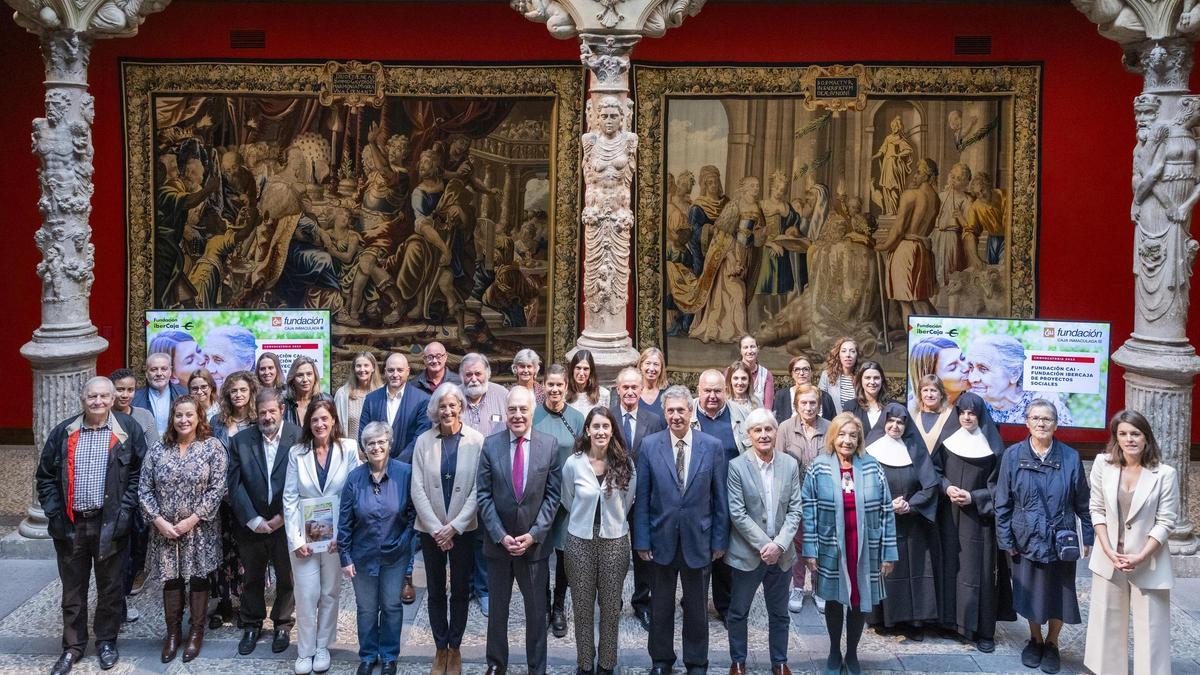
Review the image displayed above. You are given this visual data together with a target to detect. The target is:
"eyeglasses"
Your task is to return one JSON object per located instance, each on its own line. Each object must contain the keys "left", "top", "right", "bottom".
{"left": 424, "top": 353, "right": 447, "bottom": 362}
{"left": 1028, "top": 416, "right": 1056, "bottom": 426}
{"left": 792, "top": 367, "right": 812, "bottom": 373}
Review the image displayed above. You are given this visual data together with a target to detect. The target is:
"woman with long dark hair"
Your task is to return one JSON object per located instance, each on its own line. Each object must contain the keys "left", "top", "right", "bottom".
{"left": 139, "top": 395, "right": 226, "bottom": 663}
{"left": 843, "top": 361, "right": 894, "bottom": 443}
{"left": 566, "top": 350, "right": 609, "bottom": 417}
{"left": 284, "top": 356, "right": 333, "bottom": 427}
{"left": 256, "top": 352, "right": 284, "bottom": 393}
{"left": 561, "top": 406, "right": 635, "bottom": 675}
{"left": 209, "top": 371, "right": 257, "bottom": 629}
{"left": 1084, "top": 410, "right": 1177, "bottom": 675}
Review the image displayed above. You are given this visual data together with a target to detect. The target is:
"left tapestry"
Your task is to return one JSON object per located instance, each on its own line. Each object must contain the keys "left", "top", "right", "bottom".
{"left": 122, "top": 61, "right": 584, "bottom": 378}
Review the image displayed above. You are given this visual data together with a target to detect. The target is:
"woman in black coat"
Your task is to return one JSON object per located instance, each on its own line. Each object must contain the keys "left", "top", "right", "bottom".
{"left": 865, "top": 402, "right": 940, "bottom": 640}
{"left": 931, "top": 392, "right": 1015, "bottom": 654}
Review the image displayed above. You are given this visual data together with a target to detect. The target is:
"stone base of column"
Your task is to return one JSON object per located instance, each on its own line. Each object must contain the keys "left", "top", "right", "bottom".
{"left": 1114, "top": 336, "right": 1200, "bottom": 555}
{"left": 19, "top": 331, "right": 107, "bottom": 540}
{"left": 569, "top": 329, "right": 639, "bottom": 384}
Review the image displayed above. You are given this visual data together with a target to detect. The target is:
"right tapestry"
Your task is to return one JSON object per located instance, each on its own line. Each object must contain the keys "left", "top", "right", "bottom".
{"left": 632, "top": 63, "right": 1041, "bottom": 391}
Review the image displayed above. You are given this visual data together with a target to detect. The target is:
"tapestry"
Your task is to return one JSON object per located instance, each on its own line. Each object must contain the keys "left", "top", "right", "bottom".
{"left": 633, "top": 63, "right": 1041, "bottom": 388}
{"left": 122, "top": 60, "right": 584, "bottom": 380}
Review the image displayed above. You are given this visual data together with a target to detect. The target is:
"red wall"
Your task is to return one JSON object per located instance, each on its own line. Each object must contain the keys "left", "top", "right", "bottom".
{"left": 0, "top": 1, "right": 1190, "bottom": 445}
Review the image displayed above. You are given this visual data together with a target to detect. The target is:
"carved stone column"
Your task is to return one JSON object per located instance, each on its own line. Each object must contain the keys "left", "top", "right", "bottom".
{"left": 7, "top": 0, "right": 171, "bottom": 538}
{"left": 1075, "top": 0, "right": 1200, "bottom": 554}
{"left": 511, "top": 0, "right": 706, "bottom": 379}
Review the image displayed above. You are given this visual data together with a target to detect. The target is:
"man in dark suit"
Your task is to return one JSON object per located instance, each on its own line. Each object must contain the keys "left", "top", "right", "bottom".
{"left": 227, "top": 388, "right": 300, "bottom": 656}
{"left": 475, "top": 385, "right": 561, "bottom": 675}
{"left": 359, "top": 353, "right": 432, "bottom": 462}
{"left": 633, "top": 385, "right": 729, "bottom": 675}
{"left": 614, "top": 367, "right": 666, "bottom": 631}
{"left": 131, "top": 352, "right": 187, "bottom": 437}
{"left": 37, "top": 377, "right": 147, "bottom": 675}
{"left": 358, "top": 352, "right": 431, "bottom": 602}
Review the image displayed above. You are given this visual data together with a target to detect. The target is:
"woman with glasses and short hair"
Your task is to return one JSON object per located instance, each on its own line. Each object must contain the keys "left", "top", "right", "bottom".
{"left": 994, "top": 400, "right": 1092, "bottom": 674}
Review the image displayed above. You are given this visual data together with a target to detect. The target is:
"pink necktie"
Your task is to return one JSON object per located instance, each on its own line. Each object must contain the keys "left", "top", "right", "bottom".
{"left": 513, "top": 436, "right": 525, "bottom": 501}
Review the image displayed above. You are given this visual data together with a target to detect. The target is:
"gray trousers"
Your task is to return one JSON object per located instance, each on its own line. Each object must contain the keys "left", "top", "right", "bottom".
{"left": 728, "top": 562, "right": 791, "bottom": 666}
{"left": 565, "top": 529, "right": 630, "bottom": 670}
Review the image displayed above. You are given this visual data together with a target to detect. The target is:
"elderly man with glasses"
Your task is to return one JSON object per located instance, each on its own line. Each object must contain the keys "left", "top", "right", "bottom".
{"left": 414, "top": 342, "right": 462, "bottom": 395}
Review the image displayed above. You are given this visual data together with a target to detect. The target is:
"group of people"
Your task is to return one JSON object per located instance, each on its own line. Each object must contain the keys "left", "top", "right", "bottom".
{"left": 36, "top": 334, "right": 1179, "bottom": 675}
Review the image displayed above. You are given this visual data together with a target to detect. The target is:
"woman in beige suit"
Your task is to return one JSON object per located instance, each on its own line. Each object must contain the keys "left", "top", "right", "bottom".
{"left": 1084, "top": 409, "right": 1178, "bottom": 675}
{"left": 283, "top": 399, "right": 362, "bottom": 675}
{"left": 411, "top": 383, "right": 484, "bottom": 675}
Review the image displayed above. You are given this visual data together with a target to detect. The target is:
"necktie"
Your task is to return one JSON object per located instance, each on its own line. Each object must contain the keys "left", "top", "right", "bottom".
{"left": 675, "top": 439, "right": 686, "bottom": 491}
{"left": 623, "top": 413, "right": 633, "bottom": 445}
{"left": 513, "top": 436, "right": 526, "bottom": 501}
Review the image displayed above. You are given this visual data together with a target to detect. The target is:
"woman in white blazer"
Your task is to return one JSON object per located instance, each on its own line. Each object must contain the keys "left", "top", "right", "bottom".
{"left": 410, "top": 383, "right": 484, "bottom": 675}
{"left": 1084, "top": 410, "right": 1178, "bottom": 675}
{"left": 283, "top": 399, "right": 362, "bottom": 675}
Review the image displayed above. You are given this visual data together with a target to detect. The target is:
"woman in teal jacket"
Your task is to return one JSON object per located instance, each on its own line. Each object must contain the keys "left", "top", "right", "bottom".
{"left": 802, "top": 412, "right": 898, "bottom": 675}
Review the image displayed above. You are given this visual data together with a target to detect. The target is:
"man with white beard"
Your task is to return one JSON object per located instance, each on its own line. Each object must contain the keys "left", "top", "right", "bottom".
{"left": 460, "top": 353, "right": 509, "bottom": 438}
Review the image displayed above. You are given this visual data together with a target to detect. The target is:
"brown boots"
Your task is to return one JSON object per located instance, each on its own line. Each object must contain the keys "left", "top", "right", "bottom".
{"left": 182, "top": 587, "right": 210, "bottom": 662}
{"left": 160, "top": 586, "right": 185, "bottom": 663}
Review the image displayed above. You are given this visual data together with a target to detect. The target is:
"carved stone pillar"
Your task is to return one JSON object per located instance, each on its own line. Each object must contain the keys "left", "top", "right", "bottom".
{"left": 8, "top": 0, "right": 171, "bottom": 538}
{"left": 1075, "top": 1, "right": 1200, "bottom": 554}
{"left": 511, "top": 0, "right": 706, "bottom": 380}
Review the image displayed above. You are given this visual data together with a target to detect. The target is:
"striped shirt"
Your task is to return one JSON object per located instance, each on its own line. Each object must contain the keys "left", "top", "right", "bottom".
{"left": 73, "top": 420, "right": 112, "bottom": 511}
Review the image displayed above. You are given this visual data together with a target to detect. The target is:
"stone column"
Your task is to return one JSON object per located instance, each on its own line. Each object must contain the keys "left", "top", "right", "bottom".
{"left": 511, "top": 0, "right": 707, "bottom": 379}
{"left": 8, "top": 0, "right": 171, "bottom": 538}
{"left": 1075, "top": 1, "right": 1200, "bottom": 554}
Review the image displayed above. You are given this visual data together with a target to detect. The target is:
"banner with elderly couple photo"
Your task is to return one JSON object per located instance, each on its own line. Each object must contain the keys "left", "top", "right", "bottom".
{"left": 145, "top": 308, "right": 332, "bottom": 391}
{"left": 906, "top": 315, "right": 1112, "bottom": 429}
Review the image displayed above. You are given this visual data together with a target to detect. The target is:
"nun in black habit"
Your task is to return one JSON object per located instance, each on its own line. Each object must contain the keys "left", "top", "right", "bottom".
{"left": 931, "top": 392, "right": 1016, "bottom": 653}
{"left": 864, "top": 402, "right": 940, "bottom": 639}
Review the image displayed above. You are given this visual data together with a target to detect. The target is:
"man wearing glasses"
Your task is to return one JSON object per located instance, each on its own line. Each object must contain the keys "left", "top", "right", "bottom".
{"left": 414, "top": 341, "right": 462, "bottom": 395}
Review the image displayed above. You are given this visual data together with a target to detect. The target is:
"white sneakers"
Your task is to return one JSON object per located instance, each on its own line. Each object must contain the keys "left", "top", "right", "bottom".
{"left": 788, "top": 588, "right": 804, "bottom": 613}
{"left": 815, "top": 595, "right": 826, "bottom": 614}
{"left": 294, "top": 656, "right": 313, "bottom": 674}
{"left": 313, "top": 648, "right": 332, "bottom": 673}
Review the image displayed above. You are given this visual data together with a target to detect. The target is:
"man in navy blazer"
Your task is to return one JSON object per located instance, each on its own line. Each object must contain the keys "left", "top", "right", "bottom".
{"left": 357, "top": 352, "right": 431, "bottom": 603}
{"left": 131, "top": 353, "right": 187, "bottom": 437}
{"left": 358, "top": 353, "right": 432, "bottom": 463}
{"left": 614, "top": 367, "right": 666, "bottom": 629}
{"left": 475, "top": 386, "right": 561, "bottom": 675}
{"left": 633, "top": 385, "right": 729, "bottom": 675}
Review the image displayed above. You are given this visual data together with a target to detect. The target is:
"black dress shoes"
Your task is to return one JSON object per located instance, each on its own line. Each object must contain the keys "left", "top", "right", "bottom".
{"left": 649, "top": 666, "right": 671, "bottom": 675}
{"left": 271, "top": 626, "right": 291, "bottom": 653}
{"left": 96, "top": 642, "right": 119, "bottom": 670}
{"left": 49, "top": 651, "right": 77, "bottom": 675}
{"left": 381, "top": 662, "right": 397, "bottom": 675}
{"left": 484, "top": 666, "right": 507, "bottom": 675}
{"left": 238, "top": 626, "right": 260, "bottom": 655}
{"left": 355, "top": 661, "right": 376, "bottom": 675}
{"left": 551, "top": 608, "right": 568, "bottom": 638}
{"left": 636, "top": 608, "right": 652, "bottom": 631}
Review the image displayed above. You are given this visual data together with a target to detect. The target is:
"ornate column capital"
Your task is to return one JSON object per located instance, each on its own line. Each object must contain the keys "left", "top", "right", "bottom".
{"left": 510, "top": 0, "right": 705, "bottom": 40}
{"left": 579, "top": 33, "right": 639, "bottom": 94}
{"left": 7, "top": 0, "right": 170, "bottom": 38}
{"left": 1073, "top": 0, "right": 1200, "bottom": 44}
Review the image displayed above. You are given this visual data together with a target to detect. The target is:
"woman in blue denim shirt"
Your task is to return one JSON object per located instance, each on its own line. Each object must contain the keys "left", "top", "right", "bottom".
{"left": 994, "top": 399, "right": 1092, "bottom": 675}
{"left": 338, "top": 421, "right": 415, "bottom": 675}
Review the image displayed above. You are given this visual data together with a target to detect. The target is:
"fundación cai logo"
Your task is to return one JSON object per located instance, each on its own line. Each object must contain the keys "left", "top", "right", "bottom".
{"left": 271, "top": 314, "right": 325, "bottom": 328}
{"left": 1043, "top": 326, "right": 1105, "bottom": 341}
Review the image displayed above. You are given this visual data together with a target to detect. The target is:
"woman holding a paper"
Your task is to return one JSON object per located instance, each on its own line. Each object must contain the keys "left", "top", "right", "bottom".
{"left": 283, "top": 399, "right": 361, "bottom": 675}
{"left": 411, "top": 383, "right": 485, "bottom": 675}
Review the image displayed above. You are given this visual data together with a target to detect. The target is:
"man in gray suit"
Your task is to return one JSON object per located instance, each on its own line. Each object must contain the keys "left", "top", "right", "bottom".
{"left": 725, "top": 408, "right": 803, "bottom": 675}
{"left": 475, "top": 386, "right": 561, "bottom": 675}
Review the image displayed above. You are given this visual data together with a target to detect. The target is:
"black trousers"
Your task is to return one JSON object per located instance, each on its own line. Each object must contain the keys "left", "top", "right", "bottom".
{"left": 649, "top": 552, "right": 710, "bottom": 671}
{"left": 630, "top": 545, "right": 653, "bottom": 615}
{"left": 545, "top": 548, "right": 568, "bottom": 612}
{"left": 486, "top": 554, "right": 549, "bottom": 675}
{"left": 421, "top": 530, "right": 477, "bottom": 650}
{"left": 236, "top": 528, "right": 295, "bottom": 629}
{"left": 54, "top": 517, "right": 126, "bottom": 655}
{"left": 122, "top": 510, "right": 148, "bottom": 594}
{"left": 711, "top": 557, "right": 732, "bottom": 617}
